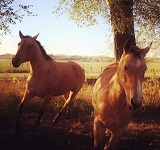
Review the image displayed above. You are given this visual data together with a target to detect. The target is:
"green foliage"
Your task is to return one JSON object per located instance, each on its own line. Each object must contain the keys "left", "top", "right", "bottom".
{"left": 0, "top": 0, "right": 35, "bottom": 38}
{"left": 54, "top": 0, "right": 109, "bottom": 27}
{"left": 54, "top": 0, "right": 159, "bottom": 31}
{"left": 54, "top": 0, "right": 159, "bottom": 53}
{"left": 134, "top": 0, "right": 160, "bottom": 30}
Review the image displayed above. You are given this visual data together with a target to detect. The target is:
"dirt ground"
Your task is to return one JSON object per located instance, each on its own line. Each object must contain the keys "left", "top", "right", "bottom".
{"left": 0, "top": 110, "right": 160, "bottom": 150}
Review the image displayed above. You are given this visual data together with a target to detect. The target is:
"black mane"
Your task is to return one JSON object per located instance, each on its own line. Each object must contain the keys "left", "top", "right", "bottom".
{"left": 130, "top": 46, "right": 142, "bottom": 58}
{"left": 23, "top": 36, "right": 52, "bottom": 61}
{"left": 36, "top": 40, "right": 52, "bottom": 61}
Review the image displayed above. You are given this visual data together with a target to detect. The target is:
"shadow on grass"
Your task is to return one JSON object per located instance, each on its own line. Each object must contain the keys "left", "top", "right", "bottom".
{"left": 0, "top": 105, "right": 160, "bottom": 150}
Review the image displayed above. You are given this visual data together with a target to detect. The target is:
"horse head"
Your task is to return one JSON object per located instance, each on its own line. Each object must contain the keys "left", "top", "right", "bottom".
{"left": 117, "top": 39, "right": 151, "bottom": 110}
{"left": 12, "top": 31, "right": 39, "bottom": 67}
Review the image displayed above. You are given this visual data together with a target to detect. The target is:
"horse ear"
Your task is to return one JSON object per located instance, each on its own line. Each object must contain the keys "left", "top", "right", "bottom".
{"left": 141, "top": 43, "right": 152, "bottom": 57}
{"left": 33, "top": 33, "right": 39, "bottom": 40}
{"left": 123, "top": 39, "right": 132, "bottom": 53}
{"left": 19, "top": 31, "right": 24, "bottom": 39}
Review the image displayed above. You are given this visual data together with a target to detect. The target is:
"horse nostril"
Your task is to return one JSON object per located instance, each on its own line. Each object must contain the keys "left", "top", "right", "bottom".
{"left": 130, "top": 98, "right": 141, "bottom": 110}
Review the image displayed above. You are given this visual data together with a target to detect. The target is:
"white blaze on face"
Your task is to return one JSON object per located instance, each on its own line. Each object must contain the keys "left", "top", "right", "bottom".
{"left": 135, "top": 59, "right": 143, "bottom": 104}
{"left": 137, "top": 79, "right": 142, "bottom": 104}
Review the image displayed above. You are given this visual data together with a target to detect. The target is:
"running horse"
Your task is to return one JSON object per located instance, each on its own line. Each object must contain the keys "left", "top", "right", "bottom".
{"left": 92, "top": 39, "right": 151, "bottom": 150}
{"left": 12, "top": 31, "right": 85, "bottom": 132}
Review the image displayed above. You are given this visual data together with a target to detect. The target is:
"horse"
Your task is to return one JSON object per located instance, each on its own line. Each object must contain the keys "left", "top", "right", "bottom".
{"left": 92, "top": 39, "right": 151, "bottom": 150}
{"left": 12, "top": 31, "right": 85, "bottom": 132}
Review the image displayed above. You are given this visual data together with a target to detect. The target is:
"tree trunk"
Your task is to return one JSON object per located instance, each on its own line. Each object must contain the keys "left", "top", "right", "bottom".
{"left": 114, "top": 32, "right": 135, "bottom": 62}
{"left": 108, "top": 0, "right": 136, "bottom": 62}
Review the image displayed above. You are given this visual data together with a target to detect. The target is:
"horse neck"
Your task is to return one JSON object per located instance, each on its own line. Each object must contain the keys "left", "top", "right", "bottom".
{"left": 29, "top": 47, "right": 50, "bottom": 75}
{"left": 109, "top": 73, "right": 125, "bottom": 100}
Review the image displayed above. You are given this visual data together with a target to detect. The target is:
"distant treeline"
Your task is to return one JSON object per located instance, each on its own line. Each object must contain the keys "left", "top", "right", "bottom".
{"left": 0, "top": 53, "right": 114, "bottom": 62}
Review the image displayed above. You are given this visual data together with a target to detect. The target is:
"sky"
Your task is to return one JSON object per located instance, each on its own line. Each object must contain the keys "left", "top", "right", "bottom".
{"left": 0, "top": 0, "right": 114, "bottom": 57}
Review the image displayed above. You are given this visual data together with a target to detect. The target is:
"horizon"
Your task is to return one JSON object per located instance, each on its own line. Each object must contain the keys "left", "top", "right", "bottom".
{"left": 0, "top": 0, "right": 114, "bottom": 57}
{"left": 0, "top": 52, "right": 114, "bottom": 58}
{"left": 0, "top": 0, "right": 157, "bottom": 58}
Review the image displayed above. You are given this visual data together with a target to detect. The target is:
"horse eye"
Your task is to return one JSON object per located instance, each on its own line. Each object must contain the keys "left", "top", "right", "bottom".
{"left": 124, "top": 66, "right": 128, "bottom": 70}
{"left": 28, "top": 45, "right": 32, "bottom": 48}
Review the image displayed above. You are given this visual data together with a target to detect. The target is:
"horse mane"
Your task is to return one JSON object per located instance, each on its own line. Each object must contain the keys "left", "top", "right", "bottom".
{"left": 130, "top": 46, "right": 142, "bottom": 58}
{"left": 35, "top": 40, "right": 52, "bottom": 61}
{"left": 23, "top": 35, "right": 52, "bottom": 61}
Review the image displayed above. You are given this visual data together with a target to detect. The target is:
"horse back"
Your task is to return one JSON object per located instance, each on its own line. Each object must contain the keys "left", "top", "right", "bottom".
{"left": 57, "top": 61, "right": 84, "bottom": 80}
{"left": 54, "top": 61, "right": 85, "bottom": 95}
{"left": 99, "top": 63, "right": 118, "bottom": 85}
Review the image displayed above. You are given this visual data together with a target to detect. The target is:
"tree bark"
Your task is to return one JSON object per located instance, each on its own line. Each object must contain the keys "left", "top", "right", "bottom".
{"left": 108, "top": 0, "right": 136, "bottom": 62}
{"left": 114, "top": 32, "right": 135, "bottom": 62}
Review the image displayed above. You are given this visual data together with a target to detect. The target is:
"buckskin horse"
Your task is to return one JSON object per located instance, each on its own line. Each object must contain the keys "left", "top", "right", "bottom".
{"left": 12, "top": 31, "right": 85, "bottom": 132}
{"left": 92, "top": 39, "right": 151, "bottom": 150}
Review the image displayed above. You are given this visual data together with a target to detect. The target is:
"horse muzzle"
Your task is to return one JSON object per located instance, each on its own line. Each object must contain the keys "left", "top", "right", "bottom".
{"left": 12, "top": 57, "right": 20, "bottom": 68}
{"left": 129, "top": 98, "right": 142, "bottom": 110}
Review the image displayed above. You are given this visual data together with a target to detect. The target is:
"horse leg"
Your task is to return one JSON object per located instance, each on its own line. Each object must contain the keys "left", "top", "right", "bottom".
{"left": 103, "top": 129, "right": 111, "bottom": 150}
{"left": 106, "top": 128, "right": 124, "bottom": 150}
{"left": 16, "top": 90, "right": 33, "bottom": 133}
{"left": 33, "top": 95, "right": 52, "bottom": 130}
{"left": 64, "top": 92, "right": 71, "bottom": 119}
{"left": 93, "top": 117, "right": 104, "bottom": 150}
{"left": 52, "top": 91, "right": 77, "bottom": 125}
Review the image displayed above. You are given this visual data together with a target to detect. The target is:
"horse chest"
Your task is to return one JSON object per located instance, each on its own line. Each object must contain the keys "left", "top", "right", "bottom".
{"left": 94, "top": 90, "right": 132, "bottom": 129}
{"left": 27, "top": 76, "right": 58, "bottom": 97}
{"left": 101, "top": 105, "right": 132, "bottom": 130}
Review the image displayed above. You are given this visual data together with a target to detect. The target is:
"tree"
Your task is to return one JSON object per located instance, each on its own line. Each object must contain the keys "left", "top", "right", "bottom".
{"left": 54, "top": 0, "right": 159, "bottom": 61}
{"left": 107, "top": 0, "right": 135, "bottom": 61}
{"left": 0, "top": 0, "right": 34, "bottom": 38}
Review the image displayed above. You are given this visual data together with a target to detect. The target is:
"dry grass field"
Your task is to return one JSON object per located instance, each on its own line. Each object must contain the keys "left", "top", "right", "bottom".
{"left": 0, "top": 55, "right": 160, "bottom": 78}
{"left": 0, "top": 55, "right": 160, "bottom": 149}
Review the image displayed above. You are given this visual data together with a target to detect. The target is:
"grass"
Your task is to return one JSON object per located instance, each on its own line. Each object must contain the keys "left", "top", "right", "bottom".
{"left": 142, "top": 68, "right": 160, "bottom": 109}
{"left": 0, "top": 69, "right": 160, "bottom": 120}
{"left": 1, "top": 56, "right": 160, "bottom": 112}
{"left": 0, "top": 62, "right": 30, "bottom": 73}
{"left": 0, "top": 55, "right": 160, "bottom": 149}
{"left": 1, "top": 57, "right": 160, "bottom": 78}
{"left": 0, "top": 76, "right": 94, "bottom": 121}
{"left": 0, "top": 56, "right": 160, "bottom": 127}
{"left": 0, "top": 65, "right": 160, "bottom": 150}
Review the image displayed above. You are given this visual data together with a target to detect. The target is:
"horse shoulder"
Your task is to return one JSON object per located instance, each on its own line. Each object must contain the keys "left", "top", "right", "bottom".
{"left": 26, "top": 62, "right": 60, "bottom": 96}
{"left": 93, "top": 64, "right": 117, "bottom": 98}
{"left": 92, "top": 69, "right": 116, "bottom": 111}
{"left": 92, "top": 64, "right": 120, "bottom": 120}
{"left": 25, "top": 74, "right": 37, "bottom": 96}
